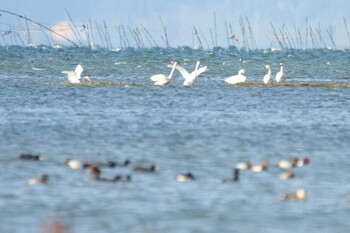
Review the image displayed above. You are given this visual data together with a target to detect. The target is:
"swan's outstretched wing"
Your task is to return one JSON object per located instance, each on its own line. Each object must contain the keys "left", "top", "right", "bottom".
{"left": 62, "top": 71, "right": 75, "bottom": 78}
{"left": 75, "top": 64, "right": 83, "bottom": 75}
{"left": 174, "top": 65, "right": 191, "bottom": 80}
{"left": 193, "top": 66, "right": 207, "bottom": 77}
{"left": 62, "top": 71, "right": 80, "bottom": 83}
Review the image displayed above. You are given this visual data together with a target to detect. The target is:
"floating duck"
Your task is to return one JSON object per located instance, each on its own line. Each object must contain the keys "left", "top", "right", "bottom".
{"left": 297, "top": 157, "right": 310, "bottom": 167}
{"left": 124, "top": 175, "right": 132, "bottom": 182}
{"left": 222, "top": 168, "right": 239, "bottom": 183}
{"left": 235, "top": 161, "right": 252, "bottom": 170}
{"left": 20, "top": 153, "right": 43, "bottom": 161}
{"left": 83, "top": 159, "right": 130, "bottom": 169}
{"left": 279, "top": 170, "right": 295, "bottom": 180}
{"left": 176, "top": 173, "right": 195, "bottom": 182}
{"left": 251, "top": 161, "right": 269, "bottom": 172}
{"left": 278, "top": 157, "right": 298, "bottom": 169}
{"left": 281, "top": 188, "right": 307, "bottom": 201}
{"left": 90, "top": 166, "right": 122, "bottom": 183}
{"left": 133, "top": 164, "right": 158, "bottom": 173}
{"left": 65, "top": 159, "right": 83, "bottom": 169}
{"left": 65, "top": 159, "right": 130, "bottom": 169}
{"left": 26, "top": 174, "right": 48, "bottom": 185}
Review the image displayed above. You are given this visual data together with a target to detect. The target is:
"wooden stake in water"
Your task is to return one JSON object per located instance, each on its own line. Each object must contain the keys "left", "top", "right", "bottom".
{"left": 213, "top": 12, "right": 218, "bottom": 47}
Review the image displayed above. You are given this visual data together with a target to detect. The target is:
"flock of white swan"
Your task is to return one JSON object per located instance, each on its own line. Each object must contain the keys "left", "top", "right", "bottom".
{"left": 62, "top": 62, "right": 286, "bottom": 86}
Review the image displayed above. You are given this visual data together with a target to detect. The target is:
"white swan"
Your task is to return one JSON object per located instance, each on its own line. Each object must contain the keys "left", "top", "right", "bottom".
{"left": 263, "top": 65, "right": 273, "bottom": 84}
{"left": 169, "top": 61, "right": 207, "bottom": 86}
{"left": 150, "top": 62, "right": 178, "bottom": 86}
{"left": 225, "top": 69, "right": 246, "bottom": 84}
{"left": 62, "top": 64, "right": 91, "bottom": 83}
{"left": 275, "top": 63, "right": 286, "bottom": 84}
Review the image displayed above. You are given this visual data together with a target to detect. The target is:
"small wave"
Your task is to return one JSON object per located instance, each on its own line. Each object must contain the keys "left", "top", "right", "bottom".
{"left": 32, "top": 68, "right": 45, "bottom": 71}
{"left": 115, "top": 62, "right": 127, "bottom": 65}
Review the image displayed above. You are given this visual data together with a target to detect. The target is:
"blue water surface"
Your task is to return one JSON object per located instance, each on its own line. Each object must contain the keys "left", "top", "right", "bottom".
{"left": 0, "top": 46, "right": 350, "bottom": 233}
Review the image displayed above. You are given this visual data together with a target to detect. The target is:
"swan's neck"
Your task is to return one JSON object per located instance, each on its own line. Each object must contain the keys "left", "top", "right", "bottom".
{"left": 168, "top": 63, "right": 177, "bottom": 79}
{"left": 267, "top": 68, "right": 271, "bottom": 75}
{"left": 194, "top": 61, "right": 200, "bottom": 76}
{"left": 280, "top": 66, "right": 284, "bottom": 73}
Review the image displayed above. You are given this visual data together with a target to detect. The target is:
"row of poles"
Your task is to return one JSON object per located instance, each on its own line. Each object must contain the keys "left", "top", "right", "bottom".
{"left": 0, "top": 9, "right": 350, "bottom": 51}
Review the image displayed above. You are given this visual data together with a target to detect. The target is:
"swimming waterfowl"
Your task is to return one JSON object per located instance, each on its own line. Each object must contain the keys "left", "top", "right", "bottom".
{"left": 124, "top": 175, "right": 132, "bottom": 182}
{"left": 275, "top": 63, "right": 286, "bottom": 84}
{"left": 222, "top": 168, "right": 239, "bottom": 183}
{"left": 20, "top": 153, "right": 43, "bottom": 161}
{"left": 90, "top": 166, "right": 122, "bottom": 183}
{"left": 281, "top": 188, "right": 307, "bottom": 201}
{"left": 133, "top": 164, "right": 158, "bottom": 173}
{"left": 83, "top": 159, "right": 130, "bottom": 169}
{"left": 26, "top": 174, "right": 48, "bottom": 185}
{"left": 278, "top": 157, "right": 298, "bottom": 169}
{"left": 176, "top": 173, "right": 195, "bottom": 182}
{"left": 225, "top": 69, "right": 246, "bottom": 84}
{"left": 279, "top": 170, "right": 295, "bottom": 180}
{"left": 297, "top": 157, "right": 310, "bottom": 167}
{"left": 66, "top": 159, "right": 130, "bottom": 169}
{"left": 251, "top": 161, "right": 269, "bottom": 172}
{"left": 263, "top": 65, "right": 273, "bottom": 84}
{"left": 235, "top": 161, "right": 252, "bottom": 170}
{"left": 151, "top": 61, "right": 178, "bottom": 86}
{"left": 65, "top": 159, "right": 84, "bottom": 169}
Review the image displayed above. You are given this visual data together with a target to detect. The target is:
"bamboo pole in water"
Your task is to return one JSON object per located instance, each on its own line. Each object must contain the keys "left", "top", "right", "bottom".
{"left": 141, "top": 24, "right": 158, "bottom": 47}
{"left": 121, "top": 24, "right": 130, "bottom": 48}
{"left": 213, "top": 12, "right": 218, "bottom": 47}
{"left": 270, "top": 22, "right": 284, "bottom": 50}
{"left": 209, "top": 28, "right": 215, "bottom": 49}
{"left": 103, "top": 20, "right": 113, "bottom": 50}
{"left": 0, "top": 9, "right": 80, "bottom": 47}
{"left": 343, "top": 17, "right": 350, "bottom": 48}
{"left": 65, "top": 8, "right": 83, "bottom": 47}
{"left": 25, "top": 19, "right": 33, "bottom": 46}
{"left": 246, "top": 16, "right": 257, "bottom": 50}
{"left": 193, "top": 26, "right": 203, "bottom": 50}
{"left": 239, "top": 16, "right": 249, "bottom": 50}
{"left": 316, "top": 23, "right": 327, "bottom": 49}
{"left": 305, "top": 17, "right": 309, "bottom": 49}
{"left": 159, "top": 15, "right": 169, "bottom": 47}
{"left": 225, "top": 21, "right": 230, "bottom": 47}
{"left": 326, "top": 27, "right": 336, "bottom": 50}
{"left": 199, "top": 28, "right": 210, "bottom": 50}
{"left": 95, "top": 21, "right": 106, "bottom": 48}
{"left": 89, "top": 19, "right": 96, "bottom": 49}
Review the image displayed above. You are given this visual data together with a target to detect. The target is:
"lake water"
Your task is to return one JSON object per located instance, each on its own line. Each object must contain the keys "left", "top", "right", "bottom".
{"left": 0, "top": 46, "right": 350, "bottom": 233}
